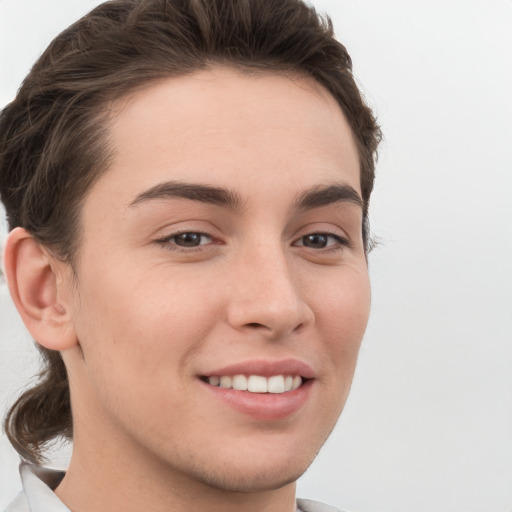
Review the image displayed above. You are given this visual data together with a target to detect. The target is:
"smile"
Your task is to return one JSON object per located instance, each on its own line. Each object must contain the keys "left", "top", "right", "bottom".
{"left": 205, "top": 374, "right": 303, "bottom": 394}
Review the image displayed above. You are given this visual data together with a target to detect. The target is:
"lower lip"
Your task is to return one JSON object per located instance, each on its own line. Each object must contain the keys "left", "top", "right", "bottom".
{"left": 200, "top": 379, "right": 313, "bottom": 421}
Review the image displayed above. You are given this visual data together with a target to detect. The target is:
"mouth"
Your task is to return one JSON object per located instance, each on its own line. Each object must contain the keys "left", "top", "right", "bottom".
{"left": 201, "top": 374, "right": 305, "bottom": 394}
{"left": 198, "top": 360, "right": 314, "bottom": 420}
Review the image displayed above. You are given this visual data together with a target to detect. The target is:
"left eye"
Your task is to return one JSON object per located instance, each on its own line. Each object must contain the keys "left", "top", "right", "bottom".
{"left": 167, "top": 232, "right": 212, "bottom": 247}
{"left": 294, "top": 233, "right": 345, "bottom": 249}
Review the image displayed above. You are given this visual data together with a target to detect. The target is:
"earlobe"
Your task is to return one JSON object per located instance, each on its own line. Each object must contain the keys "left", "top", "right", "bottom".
{"left": 4, "top": 227, "right": 78, "bottom": 351}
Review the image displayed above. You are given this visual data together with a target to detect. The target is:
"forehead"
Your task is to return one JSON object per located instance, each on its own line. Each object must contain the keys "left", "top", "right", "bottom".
{"left": 89, "top": 67, "right": 360, "bottom": 211}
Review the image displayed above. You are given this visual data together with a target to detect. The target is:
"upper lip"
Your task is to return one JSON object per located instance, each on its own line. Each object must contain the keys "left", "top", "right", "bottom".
{"left": 201, "top": 359, "right": 316, "bottom": 379}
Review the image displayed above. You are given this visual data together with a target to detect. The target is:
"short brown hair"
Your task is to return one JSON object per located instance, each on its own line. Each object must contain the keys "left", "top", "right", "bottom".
{"left": 0, "top": 0, "right": 381, "bottom": 463}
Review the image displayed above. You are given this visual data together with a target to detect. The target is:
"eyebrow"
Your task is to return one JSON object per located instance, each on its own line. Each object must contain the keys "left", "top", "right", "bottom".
{"left": 128, "top": 180, "right": 363, "bottom": 212}
{"left": 129, "top": 181, "right": 245, "bottom": 210}
{"left": 294, "top": 183, "right": 364, "bottom": 211}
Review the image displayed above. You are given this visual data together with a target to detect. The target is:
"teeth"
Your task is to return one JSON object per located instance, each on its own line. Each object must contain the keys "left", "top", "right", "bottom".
{"left": 207, "top": 374, "right": 303, "bottom": 394}
{"left": 268, "top": 375, "right": 285, "bottom": 394}
{"left": 208, "top": 376, "right": 220, "bottom": 386}
{"left": 292, "top": 375, "right": 302, "bottom": 390}
{"left": 248, "top": 375, "right": 267, "bottom": 393}
{"left": 219, "top": 376, "right": 232, "bottom": 388}
{"left": 232, "top": 374, "right": 248, "bottom": 391}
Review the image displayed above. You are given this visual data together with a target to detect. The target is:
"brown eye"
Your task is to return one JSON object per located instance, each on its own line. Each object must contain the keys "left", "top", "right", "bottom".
{"left": 302, "top": 234, "right": 329, "bottom": 249}
{"left": 172, "top": 232, "right": 211, "bottom": 247}
{"left": 294, "top": 233, "right": 347, "bottom": 249}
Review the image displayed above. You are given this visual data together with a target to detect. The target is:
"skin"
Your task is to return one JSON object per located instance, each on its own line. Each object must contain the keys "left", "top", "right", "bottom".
{"left": 6, "top": 67, "right": 370, "bottom": 512}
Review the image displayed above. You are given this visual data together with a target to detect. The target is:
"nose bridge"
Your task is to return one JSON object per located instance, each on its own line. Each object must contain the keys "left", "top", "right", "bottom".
{"left": 227, "top": 238, "right": 312, "bottom": 335}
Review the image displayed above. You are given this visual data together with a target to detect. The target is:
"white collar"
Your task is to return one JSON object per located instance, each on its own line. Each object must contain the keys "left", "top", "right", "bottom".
{"left": 17, "top": 463, "right": 69, "bottom": 512}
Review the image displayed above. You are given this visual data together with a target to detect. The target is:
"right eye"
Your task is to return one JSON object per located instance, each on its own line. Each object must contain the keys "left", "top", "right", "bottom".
{"left": 156, "top": 231, "right": 213, "bottom": 251}
{"left": 170, "top": 232, "right": 212, "bottom": 247}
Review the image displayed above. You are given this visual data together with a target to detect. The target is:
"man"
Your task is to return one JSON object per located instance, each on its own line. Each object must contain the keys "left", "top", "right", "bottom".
{"left": 0, "top": 1, "right": 380, "bottom": 511}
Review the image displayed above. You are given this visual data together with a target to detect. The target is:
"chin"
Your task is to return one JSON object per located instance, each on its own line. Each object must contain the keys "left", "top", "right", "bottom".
{"left": 190, "top": 461, "right": 309, "bottom": 493}
{"left": 170, "top": 440, "right": 323, "bottom": 494}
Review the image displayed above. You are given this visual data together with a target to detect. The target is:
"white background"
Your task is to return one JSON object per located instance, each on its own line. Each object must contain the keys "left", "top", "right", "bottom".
{"left": 1, "top": 1, "right": 511, "bottom": 511}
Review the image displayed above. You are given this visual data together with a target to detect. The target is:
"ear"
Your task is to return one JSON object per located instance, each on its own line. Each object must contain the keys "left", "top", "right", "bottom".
{"left": 3, "top": 227, "right": 78, "bottom": 351}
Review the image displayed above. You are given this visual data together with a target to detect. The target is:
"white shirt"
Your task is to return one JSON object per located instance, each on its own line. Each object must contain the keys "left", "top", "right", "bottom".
{"left": 3, "top": 464, "right": 69, "bottom": 512}
{"left": 3, "top": 463, "right": 342, "bottom": 512}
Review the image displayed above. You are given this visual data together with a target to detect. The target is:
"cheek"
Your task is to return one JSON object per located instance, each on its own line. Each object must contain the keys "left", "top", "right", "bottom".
{"left": 314, "top": 266, "right": 371, "bottom": 360}
{"left": 320, "top": 264, "right": 370, "bottom": 323}
{"left": 71, "top": 265, "right": 218, "bottom": 380}
{"left": 68, "top": 281, "right": 195, "bottom": 425}
{"left": 302, "top": 267, "right": 370, "bottom": 436}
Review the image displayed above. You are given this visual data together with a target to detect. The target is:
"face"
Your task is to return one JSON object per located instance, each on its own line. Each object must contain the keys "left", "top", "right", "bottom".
{"left": 63, "top": 67, "right": 370, "bottom": 492}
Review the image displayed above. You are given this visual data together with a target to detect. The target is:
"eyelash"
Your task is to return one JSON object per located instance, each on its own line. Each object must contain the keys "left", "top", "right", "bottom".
{"left": 293, "top": 232, "right": 351, "bottom": 252}
{"left": 155, "top": 230, "right": 351, "bottom": 253}
{"left": 155, "top": 230, "right": 214, "bottom": 253}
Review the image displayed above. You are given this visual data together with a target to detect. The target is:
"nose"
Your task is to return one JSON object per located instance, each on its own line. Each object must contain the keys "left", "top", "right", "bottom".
{"left": 226, "top": 243, "right": 314, "bottom": 338}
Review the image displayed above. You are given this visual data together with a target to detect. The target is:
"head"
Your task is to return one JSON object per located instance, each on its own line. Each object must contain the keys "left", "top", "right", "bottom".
{"left": 1, "top": 0, "right": 380, "bottom": 489}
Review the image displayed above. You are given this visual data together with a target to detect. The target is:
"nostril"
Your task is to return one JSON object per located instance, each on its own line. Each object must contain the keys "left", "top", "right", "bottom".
{"left": 246, "top": 322, "right": 266, "bottom": 329}
{"left": 292, "top": 322, "right": 305, "bottom": 333}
